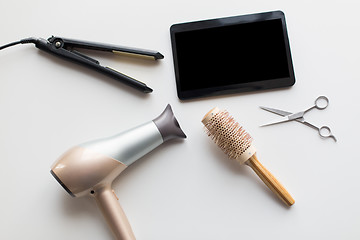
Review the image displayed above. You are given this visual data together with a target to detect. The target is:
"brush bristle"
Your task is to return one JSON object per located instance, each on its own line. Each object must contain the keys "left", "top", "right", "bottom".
{"left": 203, "top": 109, "right": 254, "bottom": 161}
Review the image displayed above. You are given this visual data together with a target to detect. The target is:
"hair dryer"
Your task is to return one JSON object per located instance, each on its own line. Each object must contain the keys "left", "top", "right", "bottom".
{"left": 50, "top": 104, "right": 186, "bottom": 240}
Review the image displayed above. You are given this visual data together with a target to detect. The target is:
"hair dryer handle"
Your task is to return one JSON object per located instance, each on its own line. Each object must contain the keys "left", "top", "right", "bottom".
{"left": 94, "top": 186, "right": 136, "bottom": 240}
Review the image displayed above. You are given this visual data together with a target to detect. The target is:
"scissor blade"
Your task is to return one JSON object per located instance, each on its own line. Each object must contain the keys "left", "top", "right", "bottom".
{"left": 287, "top": 111, "right": 305, "bottom": 120}
{"left": 260, "top": 116, "right": 294, "bottom": 127}
{"left": 259, "top": 106, "right": 293, "bottom": 117}
{"left": 260, "top": 106, "right": 305, "bottom": 127}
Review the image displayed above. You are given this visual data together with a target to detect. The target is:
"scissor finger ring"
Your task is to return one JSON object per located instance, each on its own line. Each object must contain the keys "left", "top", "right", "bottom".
{"left": 315, "top": 96, "right": 329, "bottom": 110}
{"left": 318, "top": 126, "right": 337, "bottom": 142}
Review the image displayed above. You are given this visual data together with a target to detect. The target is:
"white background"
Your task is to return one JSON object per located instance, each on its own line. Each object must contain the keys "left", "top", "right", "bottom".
{"left": 1, "top": 0, "right": 359, "bottom": 239}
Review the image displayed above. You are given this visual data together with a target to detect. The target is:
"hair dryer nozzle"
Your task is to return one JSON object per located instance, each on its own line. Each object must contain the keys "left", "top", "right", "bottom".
{"left": 153, "top": 104, "right": 186, "bottom": 142}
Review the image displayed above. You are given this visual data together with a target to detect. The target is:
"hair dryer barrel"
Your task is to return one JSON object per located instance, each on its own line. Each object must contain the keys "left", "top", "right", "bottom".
{"left": 51, "top": 104, "right": 186, "bottom": 197}
{"left": 80, "top": 104, "right": 186, "bottom": 167}
{"left": 50, "top": 104, "right": 186, "bottom": 240}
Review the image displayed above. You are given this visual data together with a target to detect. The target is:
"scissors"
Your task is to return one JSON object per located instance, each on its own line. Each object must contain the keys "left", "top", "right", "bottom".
{"left": 260, "top": 96, "right": 337, "bottom": 142}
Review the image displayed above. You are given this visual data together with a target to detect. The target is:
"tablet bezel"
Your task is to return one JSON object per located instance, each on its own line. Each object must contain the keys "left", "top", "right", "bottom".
{"left": 170, "top": 11, "right": 295, "bottom": 100}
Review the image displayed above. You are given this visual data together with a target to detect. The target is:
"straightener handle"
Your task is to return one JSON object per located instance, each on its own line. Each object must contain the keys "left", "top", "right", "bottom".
{"left": 49, "top": 36, "right": 164, "bottom": 60}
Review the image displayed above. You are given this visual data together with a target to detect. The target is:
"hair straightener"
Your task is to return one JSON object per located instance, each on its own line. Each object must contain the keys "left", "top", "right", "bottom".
{"left": 0, "top": 36, "right": 164, "bottom": 93}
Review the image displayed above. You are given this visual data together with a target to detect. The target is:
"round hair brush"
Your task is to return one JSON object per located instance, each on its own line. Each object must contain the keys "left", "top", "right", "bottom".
{"left": 202, "top": 107, "right": 295, "bottom": 206}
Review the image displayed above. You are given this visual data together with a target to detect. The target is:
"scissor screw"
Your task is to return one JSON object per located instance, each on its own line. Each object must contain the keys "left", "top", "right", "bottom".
{"left": 55, "top": 41, "right": 62, "bottom": 48}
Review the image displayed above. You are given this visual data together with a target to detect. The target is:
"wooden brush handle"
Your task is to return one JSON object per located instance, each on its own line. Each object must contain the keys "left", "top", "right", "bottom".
{"left": 246, "top": 155, "right": 295, "bottom": 206}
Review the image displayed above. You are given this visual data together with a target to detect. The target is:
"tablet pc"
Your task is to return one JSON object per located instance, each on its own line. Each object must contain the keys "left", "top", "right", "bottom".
{"left": 170, "top": 11, "right": 295, "bottom": 100}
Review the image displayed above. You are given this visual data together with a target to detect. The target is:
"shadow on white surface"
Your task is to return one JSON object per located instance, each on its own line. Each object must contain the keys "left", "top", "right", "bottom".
{"left": 59, "top": 190, "right": 114, "bottom": 239}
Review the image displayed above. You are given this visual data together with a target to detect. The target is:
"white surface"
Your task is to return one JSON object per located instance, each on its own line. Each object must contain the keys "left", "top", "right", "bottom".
{"left": 1, "top": 0, "right": 359, "bottom": 239}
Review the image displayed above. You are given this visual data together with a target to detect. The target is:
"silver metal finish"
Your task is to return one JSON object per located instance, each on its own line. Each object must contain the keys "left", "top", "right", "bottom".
{"left": 80, "top": 121, "right": 163, "bottom": 166}
{"left": 260, "top": 96, "right": 336, "bottom": 142}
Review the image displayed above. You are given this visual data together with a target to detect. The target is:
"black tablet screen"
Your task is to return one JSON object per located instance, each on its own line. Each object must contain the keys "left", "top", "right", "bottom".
{"left": 173, "top": 17, "right": 292, "bottom": 94}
